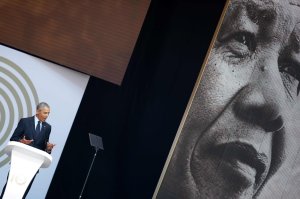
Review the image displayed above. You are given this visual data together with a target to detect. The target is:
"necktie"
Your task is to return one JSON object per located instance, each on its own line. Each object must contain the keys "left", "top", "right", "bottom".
{"left": 36, "top": 121, "right": 41, "bottom": 136}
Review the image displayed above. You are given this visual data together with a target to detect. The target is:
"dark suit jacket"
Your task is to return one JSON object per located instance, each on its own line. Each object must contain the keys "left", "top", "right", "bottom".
{"left": 10, "top": 116, "right": 51, "bottom": 152}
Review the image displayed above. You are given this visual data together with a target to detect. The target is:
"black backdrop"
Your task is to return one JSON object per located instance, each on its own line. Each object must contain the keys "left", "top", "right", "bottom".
{"left": 46, "top": 0, "right": 226, "bottom": 198}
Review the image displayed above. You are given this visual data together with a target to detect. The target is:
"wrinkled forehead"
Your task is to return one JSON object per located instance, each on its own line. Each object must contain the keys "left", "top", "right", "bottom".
{"left": 227, "top": 0, "right": 300, "bottom": 28}
{"left": 224, "top": 0, "right": 300, "bottom": 45}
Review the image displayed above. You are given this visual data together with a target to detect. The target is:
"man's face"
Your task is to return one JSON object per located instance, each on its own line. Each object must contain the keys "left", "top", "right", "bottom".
{"left": 165, "top": 0, "right": 300, "bottom": 198}
{"left": 36, "top": 107, "right": 50, "bottom": 122}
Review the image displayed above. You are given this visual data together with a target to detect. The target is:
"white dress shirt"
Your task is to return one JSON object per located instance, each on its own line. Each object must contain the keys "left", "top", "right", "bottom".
{"left": 34, "top": 116, "right": 42, "bottom": 131}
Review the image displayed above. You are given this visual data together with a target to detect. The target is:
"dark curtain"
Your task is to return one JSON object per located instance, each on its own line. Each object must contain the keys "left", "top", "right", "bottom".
{"left": 46, "top": 0, "right": 226, "bottom": 198}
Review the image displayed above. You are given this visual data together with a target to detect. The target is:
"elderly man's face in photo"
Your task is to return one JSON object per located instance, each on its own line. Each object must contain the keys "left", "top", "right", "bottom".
{"left": 158, "top": 0, "right": 300, "bottom": 198}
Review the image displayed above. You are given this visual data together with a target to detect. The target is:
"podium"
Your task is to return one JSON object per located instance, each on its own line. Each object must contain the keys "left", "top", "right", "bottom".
{"left": 2, "top": 141, "right": 52, "bottom": 199}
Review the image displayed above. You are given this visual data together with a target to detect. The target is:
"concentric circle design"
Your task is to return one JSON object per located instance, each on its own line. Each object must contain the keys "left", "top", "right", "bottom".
{"left": 0, "top": 56, "right": 39, "bottom": 167}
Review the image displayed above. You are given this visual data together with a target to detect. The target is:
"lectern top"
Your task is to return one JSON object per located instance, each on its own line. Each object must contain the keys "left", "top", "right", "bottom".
{"left": 4, "top": 141, "right": 52, "bottom": 168}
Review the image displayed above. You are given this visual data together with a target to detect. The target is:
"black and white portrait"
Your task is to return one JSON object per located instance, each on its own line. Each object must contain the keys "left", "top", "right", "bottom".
{"left": 155, "top": 0, "right": 300, "bottom": 198}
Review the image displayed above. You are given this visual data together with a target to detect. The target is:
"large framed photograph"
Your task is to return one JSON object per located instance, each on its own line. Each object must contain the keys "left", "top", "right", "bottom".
{"left": 154, "top": 0, "right": 300, "bottom": 198}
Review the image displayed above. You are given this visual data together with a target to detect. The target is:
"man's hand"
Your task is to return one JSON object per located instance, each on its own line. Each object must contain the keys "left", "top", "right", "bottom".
{"left": 46, "top": 142, "right": 55, "bottom": 153}
{"left": 20, "top": 136, "right": 33, "bottom": 145}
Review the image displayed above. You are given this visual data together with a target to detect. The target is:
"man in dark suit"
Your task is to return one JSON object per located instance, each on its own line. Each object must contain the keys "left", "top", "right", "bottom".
{"left": 0, "top": 102, "right": 55, "bottom": 199}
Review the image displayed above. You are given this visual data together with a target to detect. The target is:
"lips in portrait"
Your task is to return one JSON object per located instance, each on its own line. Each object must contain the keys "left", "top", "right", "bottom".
{"left": 188, "top": 137, "right": 271, "bottom": 198}
{"left": 209, "top": 142, "right": 268, "bottom": 189}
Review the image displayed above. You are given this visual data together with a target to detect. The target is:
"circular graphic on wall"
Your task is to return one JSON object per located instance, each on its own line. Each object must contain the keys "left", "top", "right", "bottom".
{"left": 0, "top": 56, "right": 39, "bottom": 167}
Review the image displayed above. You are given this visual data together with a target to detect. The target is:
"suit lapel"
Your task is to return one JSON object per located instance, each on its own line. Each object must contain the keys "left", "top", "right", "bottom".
{"left": 31, "top": 116, "right": 36, "bottom": 139}
{"left": 36, "top": 123, "right": 46, "bottom": 141}
{"left": 41, "top": 124, "right": 46, "bottom": 136}
{"left": 31, "top": 116, "right": 45, "bottom": 140}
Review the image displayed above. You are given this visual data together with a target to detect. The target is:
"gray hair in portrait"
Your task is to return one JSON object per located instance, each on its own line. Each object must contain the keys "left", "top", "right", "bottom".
{"left": 154, "top": 0, "right": 300, "bottom": 198}
{"left": 36, "top": 102, "right": 50, "bottom": 110}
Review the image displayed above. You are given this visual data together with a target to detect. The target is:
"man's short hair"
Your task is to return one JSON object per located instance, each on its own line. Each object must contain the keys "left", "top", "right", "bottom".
{"left": 36, "top": 102, "right": 50, "bottom": 110}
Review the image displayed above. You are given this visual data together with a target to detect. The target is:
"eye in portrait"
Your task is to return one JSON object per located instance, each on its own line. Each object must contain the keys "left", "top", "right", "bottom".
{"left": 155, "top": 0, "right": 300, "bottom": 198}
